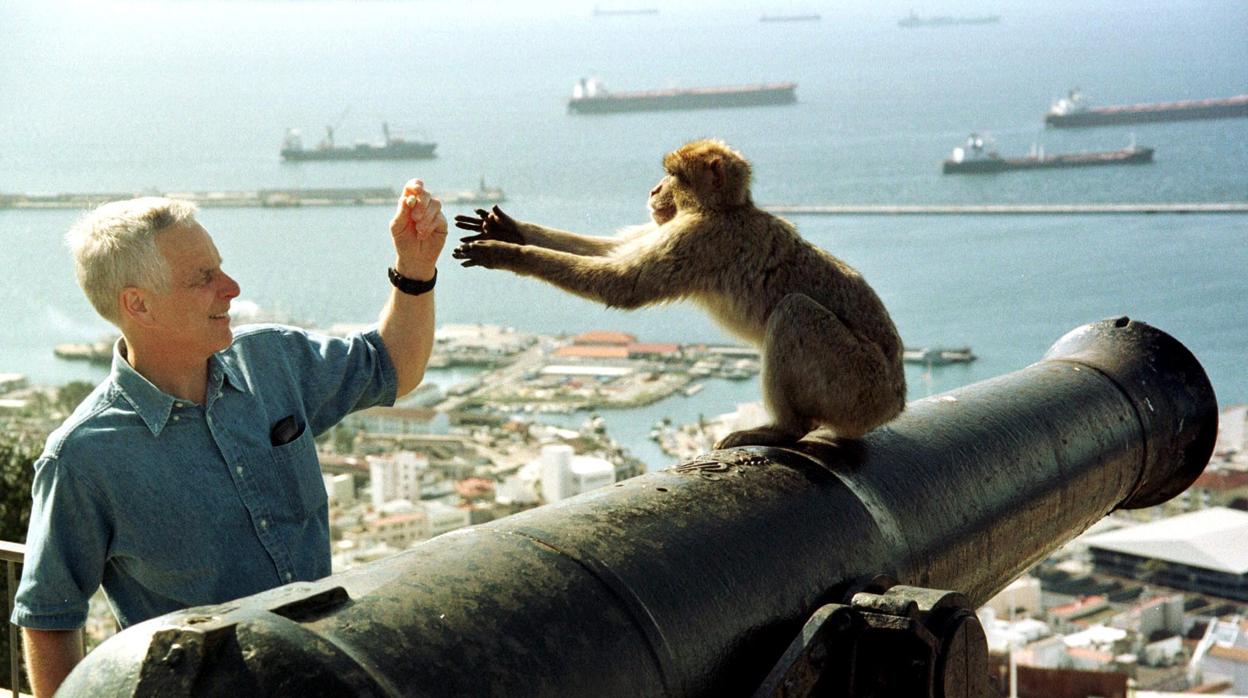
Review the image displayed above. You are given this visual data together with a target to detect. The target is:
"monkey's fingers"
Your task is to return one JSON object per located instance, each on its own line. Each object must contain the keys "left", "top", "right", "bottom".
{"left": 453, "top": 216, "right": 485, "bottom": 232}
{"left": 457, "top": 233, "right": 489, "bottom": 243}
{"left": 491, "top": 205, "right": 514, "bottom": 223}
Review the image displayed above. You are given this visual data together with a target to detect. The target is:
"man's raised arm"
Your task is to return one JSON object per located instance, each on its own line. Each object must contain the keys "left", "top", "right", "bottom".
{"left": 378, "top": 178, "right": 448, "bottom": 397}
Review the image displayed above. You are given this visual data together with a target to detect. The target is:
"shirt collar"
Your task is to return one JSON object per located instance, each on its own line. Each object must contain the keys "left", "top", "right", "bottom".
{"left": 207, "top": 351, "right": 246, "bottom": 402}
{"left": 109, "top": 339, "right": 245, "bottom": 435}
{"left": 109, "top": 338, "right": 177, "bottom": 436}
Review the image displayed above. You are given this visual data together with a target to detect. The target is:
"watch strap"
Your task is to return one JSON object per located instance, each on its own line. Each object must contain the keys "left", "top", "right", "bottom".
{"left": 388, "top": 267, "right": 437, "bottom": 296}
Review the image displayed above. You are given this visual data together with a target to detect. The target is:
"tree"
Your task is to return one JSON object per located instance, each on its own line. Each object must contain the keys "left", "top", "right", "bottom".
{"left": 0, "top": 428, "right": 39, "bottom": 691}
{"left": 55, "top": 381, "right": 95, "bottom": 417}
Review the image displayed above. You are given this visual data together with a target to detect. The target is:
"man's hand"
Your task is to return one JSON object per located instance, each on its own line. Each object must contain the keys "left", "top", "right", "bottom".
{"left": 389, "top": 179, "right": 447, "bottom": 280}
{"left": 453, "top": 205, "right": 525, "bottom": 246}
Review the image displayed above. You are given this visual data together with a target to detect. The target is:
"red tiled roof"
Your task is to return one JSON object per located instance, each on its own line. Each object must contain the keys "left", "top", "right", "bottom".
{"left": 573, "top": 330, "right": 636, "bottom": 345}
{"left": 627, "top": 343, "right": 681, "bottom": 355}
{"left": 553, "top": 345, "right": 630, "bottom": 359}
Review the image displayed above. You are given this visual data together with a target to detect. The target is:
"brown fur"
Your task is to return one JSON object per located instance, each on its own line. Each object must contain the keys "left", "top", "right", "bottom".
{"left": 453, "top": 139, "right": 906, "bottom": 447}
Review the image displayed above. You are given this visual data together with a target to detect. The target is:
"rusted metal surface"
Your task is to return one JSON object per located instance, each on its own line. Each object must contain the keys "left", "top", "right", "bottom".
{"left": 59, "top": 318, "right": 1217, "bottom": 697}
{"left": 754, "top": 584, "right": 991, "bottom": 698}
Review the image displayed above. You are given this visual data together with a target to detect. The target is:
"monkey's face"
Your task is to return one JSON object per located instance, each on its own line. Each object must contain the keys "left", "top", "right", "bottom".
{"left": 648, "top": 175, "right": 678, "bottom": 225}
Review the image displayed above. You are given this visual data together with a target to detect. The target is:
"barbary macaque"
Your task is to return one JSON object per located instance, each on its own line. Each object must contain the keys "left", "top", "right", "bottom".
{"left": 453, "top": 139, "right": 905, "bottom": 447}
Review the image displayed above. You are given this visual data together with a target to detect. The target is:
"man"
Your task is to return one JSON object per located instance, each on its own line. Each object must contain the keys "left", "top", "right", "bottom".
{"left": 10, "top": 179, "right": 446, "bottom": 696}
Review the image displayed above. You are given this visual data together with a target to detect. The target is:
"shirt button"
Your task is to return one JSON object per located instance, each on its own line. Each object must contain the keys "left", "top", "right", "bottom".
{"left": 283, "top": 572, "right": 293, "bottom": 582}
{"left": 259, "top": 518, "right": 269, "bottom": 529}
{"left": 235, "top": 466, "right": 244, "bottom": 476}
{"left": 172, "top": 415, "right": 180, "bottom": 422}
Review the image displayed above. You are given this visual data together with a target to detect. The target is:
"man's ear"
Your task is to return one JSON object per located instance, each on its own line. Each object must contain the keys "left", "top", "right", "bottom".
{"left": 119, "top": 287, "right": 155, "bottom": 326}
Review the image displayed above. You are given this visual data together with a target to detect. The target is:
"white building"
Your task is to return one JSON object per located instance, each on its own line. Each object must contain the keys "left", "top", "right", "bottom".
{"left": 424, "top": 501, "right": 472, "bottom": 539}
{"left": 370, "top": 512, "right": 425, "bottom": 549}
{"left": 538, "top": 444, "right": 616, "bottom": 504}
{"left": 323, "top": 473, "right": 355, "bottom": 505}
{"left": 983, "top": 575, "right": 1043, "bottom": 619}
{"left": 368, "top": 451, "right": 428, "bottom": 510}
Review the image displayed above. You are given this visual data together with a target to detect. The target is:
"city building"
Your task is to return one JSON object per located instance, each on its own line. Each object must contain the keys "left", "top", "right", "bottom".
{"left": 1083, "top": 507, "right": 1248, "bottom": 601}
{"left": 1191, "top": 616, "right": 1248, "bottom": 692}
{"left": 348, "top": 405, "right": 437, "bottom": 435}
{"left": 324, "top": 473, "right": 356, "bottom": 505}
{"left": 538, "top": 444, "right": 615, "bottom": 503}
{"left": 423, "top": 501, "right": 472, "bottom": 539}
{"left": 371, "top": 512, "right": 425, "bottom": 549}
{"left": 571, "top": 330, "right": 635, "bottom": 346}
{"left": 553, "top": 345, "right": 630, "bottom": 360}
{"left": 368, "top": 451, "right": 428, "bottom": 510}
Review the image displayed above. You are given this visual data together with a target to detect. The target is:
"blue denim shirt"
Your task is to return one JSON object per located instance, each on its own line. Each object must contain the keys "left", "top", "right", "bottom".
{"left": 10, "top": 324, "right": 397, "bottom": 630}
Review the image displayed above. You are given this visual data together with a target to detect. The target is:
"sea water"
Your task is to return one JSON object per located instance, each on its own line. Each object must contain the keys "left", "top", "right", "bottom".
{"left": 1, "top": 0, "right": 1245, "bottom": 469}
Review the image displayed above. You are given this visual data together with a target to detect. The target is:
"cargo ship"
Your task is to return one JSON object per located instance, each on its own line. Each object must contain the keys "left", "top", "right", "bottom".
{"left": 898, "top": 12, "right": 1000, "bottom": 27}
{"left": 903, "top": 346, "right": 976, "bottom": 366}
{"left": 1045, "top": 90, "right": 1248, "bottom": 128}
{"left": 760, "top": 13, "right": 821, "bottom": 22}
{"left": 942, "top": 133, "right": 1154, "bottom": 174}
{"left": 280, "top": 122, "right": 436, "bottom": 161}
{"left": 592, "top": 7, "right": 658, "bottom": 16}
{"left": 567, "top": 77, "right": 797, "bottom": 114}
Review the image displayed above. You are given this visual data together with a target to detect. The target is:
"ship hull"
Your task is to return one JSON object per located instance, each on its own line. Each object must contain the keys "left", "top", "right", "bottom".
{"left": 943, "top": 147, "right": 1154, "bottom": 174}
{"left": 1046, "top": 97, "right": 1248, "bottom": 128}
{"left": 569, "top": 84, "right": 796, "bottom": 114}
{"left": 281, "top": 143, "right": 437, "bottom": 161}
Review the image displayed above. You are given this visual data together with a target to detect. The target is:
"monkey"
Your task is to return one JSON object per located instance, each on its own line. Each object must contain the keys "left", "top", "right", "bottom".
{"left": 452, "top": 139, "right": 906, "bottom": 448}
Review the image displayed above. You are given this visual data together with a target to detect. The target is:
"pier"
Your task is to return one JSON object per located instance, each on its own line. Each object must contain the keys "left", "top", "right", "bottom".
{"left": 764, "top": 202, "right": 1248, "bottom": 215}
{"left": 0, "top": 186, "right": 504, "bottom": 210}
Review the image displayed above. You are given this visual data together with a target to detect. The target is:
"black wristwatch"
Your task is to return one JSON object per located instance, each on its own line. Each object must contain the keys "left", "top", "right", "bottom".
{"left": 388, "top": 267, "right": 437, "bottom": 296}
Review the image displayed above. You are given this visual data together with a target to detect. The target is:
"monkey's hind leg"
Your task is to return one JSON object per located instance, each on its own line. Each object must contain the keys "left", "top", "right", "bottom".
{"left": 715, "top": 294, "right": 894, "bottom": 450}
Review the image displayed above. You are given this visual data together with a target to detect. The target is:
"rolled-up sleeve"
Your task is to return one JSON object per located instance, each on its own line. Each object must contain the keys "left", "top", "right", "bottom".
{"left": 10, "top": 456, "right": 111, "bottom": 630}
{"left": 272, "top": 327, "right": 398, "bottom": 435}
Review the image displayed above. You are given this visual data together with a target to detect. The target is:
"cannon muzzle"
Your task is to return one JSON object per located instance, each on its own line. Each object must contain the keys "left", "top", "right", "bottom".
{"left": 61, "top": 318, "right": 1217, "bottom": 696}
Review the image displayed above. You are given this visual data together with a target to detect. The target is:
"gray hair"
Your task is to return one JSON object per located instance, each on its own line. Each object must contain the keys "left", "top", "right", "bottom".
{"left": 65, "top": 197, "right": 200, "bottom": 324}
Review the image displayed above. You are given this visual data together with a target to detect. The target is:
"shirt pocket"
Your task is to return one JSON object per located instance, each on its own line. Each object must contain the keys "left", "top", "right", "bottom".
{"left": 268, "top": 426, "right": 327, "bottom": 519}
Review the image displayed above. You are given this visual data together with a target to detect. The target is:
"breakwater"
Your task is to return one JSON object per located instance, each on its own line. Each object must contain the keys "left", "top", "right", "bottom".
{"left": 0, "top": 186, "right": 504, "bottom": 210}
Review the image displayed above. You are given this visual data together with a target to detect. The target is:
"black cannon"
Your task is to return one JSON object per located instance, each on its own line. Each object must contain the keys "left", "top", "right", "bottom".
{"left": 61, "top": 318, "right": 1217, "bottom": 696}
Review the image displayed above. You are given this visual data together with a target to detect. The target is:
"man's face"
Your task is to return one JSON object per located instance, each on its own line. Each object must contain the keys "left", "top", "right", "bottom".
{"left": 146, "top": 221, "right": 241, "bottom": 358}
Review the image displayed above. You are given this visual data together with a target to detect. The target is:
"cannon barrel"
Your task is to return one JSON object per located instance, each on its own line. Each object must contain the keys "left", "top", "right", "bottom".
{"left": 62, "top": 318, "right": 1217, "bottom": 697}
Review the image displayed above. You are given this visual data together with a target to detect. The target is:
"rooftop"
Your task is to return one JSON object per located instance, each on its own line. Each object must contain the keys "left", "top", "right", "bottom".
{"left": 572, "top": 330, "right": 636, "bottom": 345}
{"left": 1083, "top": 507, "right": 1248, "bottom": 575}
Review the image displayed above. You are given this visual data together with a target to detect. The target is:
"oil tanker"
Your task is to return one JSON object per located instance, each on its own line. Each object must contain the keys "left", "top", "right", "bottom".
{"left": 567, "top": 77, "right": 797, "bottom": 114}
{"left": 942, "top": 134, "right": 1154, "bottom": 174}
{"left": 281, "top": 122, "right": 436, "bottom": 161}
{"left": 1045, "top": 90, "right": 1248, "bottom": 128}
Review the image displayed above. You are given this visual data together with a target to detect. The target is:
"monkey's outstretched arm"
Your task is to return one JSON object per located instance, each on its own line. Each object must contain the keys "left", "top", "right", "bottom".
{"left": 452, "top": 240, "right": 691, "bottom": 309}
{"left": 454, "top": 206, "right": 621, "bottom": 257}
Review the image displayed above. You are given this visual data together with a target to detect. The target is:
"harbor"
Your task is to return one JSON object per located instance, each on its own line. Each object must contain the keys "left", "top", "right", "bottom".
{"left": 5, "top": 190, "right": 1243, "bottom": 214}
{"left": 0, "top": 183, "right": 505, "bottom": 210}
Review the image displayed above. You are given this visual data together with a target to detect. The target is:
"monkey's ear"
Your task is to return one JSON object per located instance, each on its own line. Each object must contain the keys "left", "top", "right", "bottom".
{"left": 706, "top": 157, "right": 724, "bottom": 190}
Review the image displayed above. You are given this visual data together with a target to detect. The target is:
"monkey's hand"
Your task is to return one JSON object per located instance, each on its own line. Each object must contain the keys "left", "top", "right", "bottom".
{"left": 452, "top": 240, "right": 524, "bottom": 270}
{"left": 453, "top": 205, "right": 525, "bottom": 246}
